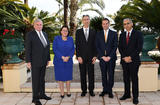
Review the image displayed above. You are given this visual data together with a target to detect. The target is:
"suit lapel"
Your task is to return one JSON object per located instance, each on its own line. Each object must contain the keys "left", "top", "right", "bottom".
{"left": 34, "top": 30, "right": 41, "bottom": 43}
{"left": 99, "top": 31, "right": 106, "bottom": 47}
{"left": 100, "top": 30, "right": 105, "bottom": 43}
{"left": 80, "top": 28, "right": 87, "bottom": 42}
{"left": 87, "top": 28, "right": 93, "bottom": 42}
{"left": 107, "top": 30, "right": 111, "bottom": 44}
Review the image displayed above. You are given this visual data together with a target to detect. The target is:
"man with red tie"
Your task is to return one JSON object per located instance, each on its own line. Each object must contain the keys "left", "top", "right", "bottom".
{"left": 118, "top": 18, "right": 143, "bottom": 104}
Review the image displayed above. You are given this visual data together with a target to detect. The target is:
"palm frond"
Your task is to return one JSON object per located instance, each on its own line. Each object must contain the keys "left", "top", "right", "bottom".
{"left": 83, "top": 8, "right": 104, "bottom": 17}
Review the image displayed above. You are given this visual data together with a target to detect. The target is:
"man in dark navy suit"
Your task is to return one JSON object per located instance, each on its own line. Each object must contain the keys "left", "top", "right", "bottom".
{"left": 96, "top": 18, "right": 118, "bottom": 98}
{"left": 25, "top": 19, "right": 51, "bottom": 105}
{"left": 118, "top": 18, "right": 143, "bottom": 104}
{"left": 75, "top": 15, "right": 97, "bottom": 97}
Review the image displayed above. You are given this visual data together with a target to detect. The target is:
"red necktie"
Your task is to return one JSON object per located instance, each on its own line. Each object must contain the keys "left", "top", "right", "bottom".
{"left": 126, "top": 32, "right": 130, "bottom": 45}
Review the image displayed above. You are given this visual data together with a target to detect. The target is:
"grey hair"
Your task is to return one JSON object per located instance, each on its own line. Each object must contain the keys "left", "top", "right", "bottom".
{"left": 123, "top": 18, "right": 133, "bottom": 23}
{"left": 33, "top": 18, "right": 43, "bottom": 25}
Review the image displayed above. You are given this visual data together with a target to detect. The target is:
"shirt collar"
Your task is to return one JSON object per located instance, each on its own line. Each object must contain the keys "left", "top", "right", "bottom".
{"left": 126, "top": 28, "right": 133, "bottom": 34}
{"left": 104, "top": 29, "right": 109, "bottom": 35}
{"left": 125, "top": 28, "right": 133, "bottom": 37}
{"left": 83, "top": 27, "right": 89, "bottom": 31}
{"left": 35, "top": 30, "right": 42, "bottom": 34}
{"left": 104, "top": 29, "right": 109, "bottom": 32}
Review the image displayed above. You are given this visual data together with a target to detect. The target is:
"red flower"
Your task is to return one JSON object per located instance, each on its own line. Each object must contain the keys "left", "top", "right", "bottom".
{"left": 3, "top": 32, "right": 6, "bottom": 35}
{"left": 0, "top": 28, "right": 21, "bottom": 39}
{"left": 11, "top": 30, "right": 15, "bottom": 35}
{"left": 4, "top": 29, "right": 9, "bottom": 33}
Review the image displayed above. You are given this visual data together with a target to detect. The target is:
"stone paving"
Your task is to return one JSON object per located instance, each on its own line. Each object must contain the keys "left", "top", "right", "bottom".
{"left": 1, "top": 55, "right": 160, "bottom": 105}
{"left": 1, "top": 90, "right": 160, "bottom": 105}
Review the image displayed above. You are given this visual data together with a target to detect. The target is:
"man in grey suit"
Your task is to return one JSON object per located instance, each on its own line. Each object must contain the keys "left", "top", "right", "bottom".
{"left": 25, "top": 19, "right": 51, "bottom": 105}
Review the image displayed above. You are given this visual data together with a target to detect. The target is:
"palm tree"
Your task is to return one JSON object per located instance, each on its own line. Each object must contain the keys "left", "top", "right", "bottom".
{"left": 112, "top": 0, "right": 160, "bottom": 33}
{"left": 64, "top": 0, "right": 68, "bottom": 26}
{"left": 69, "top": 0, "right": 78, "bottom": 36}
{"left": 55, "top": 0, "right": 105, "bottom": 35}
{"left": 24, "top": 0, "right": 28, "bottom": 5}
{"left": 0, "top": 1, "right": 57, "bottom": 41}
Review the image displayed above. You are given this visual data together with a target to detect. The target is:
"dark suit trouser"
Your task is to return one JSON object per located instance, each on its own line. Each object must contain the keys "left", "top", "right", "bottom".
{"left": 100, "top": 60, "right": 115, "bottom": 93}
{"left": 121, "top": 62, "right": 139, "bottom": 98}
{"left": 79, "top": 60, "right": 94, "bottom": 92}
{"left": 31, "top": 66, "right": 46, "bottom": 101}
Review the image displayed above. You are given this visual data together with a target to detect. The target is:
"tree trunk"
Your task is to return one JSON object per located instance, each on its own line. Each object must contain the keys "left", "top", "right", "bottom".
{"left": 69, "top": 0, "right": 78, "bottom": 36}
{"left": 24, "top": 0, "right": 28, "bottom": 5}
{"left": 64, "top": 0, "right": 68, "bottom": 26}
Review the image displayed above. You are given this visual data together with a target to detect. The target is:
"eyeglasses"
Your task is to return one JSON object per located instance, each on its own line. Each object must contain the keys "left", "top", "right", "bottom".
{"left": 62, "top": 30, "right": 68, "bottom": 32}
{"left": 123, "top": 22, "right": 131, "bottom": 26}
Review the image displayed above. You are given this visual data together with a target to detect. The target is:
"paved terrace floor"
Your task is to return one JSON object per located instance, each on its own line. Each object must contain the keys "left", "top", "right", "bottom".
{"left": 0, "top": 90, "right": 160, "bottom": 105}
{"left": 1, "top": 55, "right": 160, "bottom": 105}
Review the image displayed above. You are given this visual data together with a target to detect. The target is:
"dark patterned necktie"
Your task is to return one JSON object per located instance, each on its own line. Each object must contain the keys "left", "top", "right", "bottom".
{"left": 126, "top": 32, "right": 130, "bottom": 45}
{"left": 39, "top": 32, "right": 47, "bottom": 47}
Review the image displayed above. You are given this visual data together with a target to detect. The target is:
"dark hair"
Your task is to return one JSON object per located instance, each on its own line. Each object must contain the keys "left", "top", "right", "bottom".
{"left": 82, "top": 15, "right": 90, "bottom": 19}
{"left": 59, "top": 25, "right": 70, "bottom": 36}
{"left": 102, "top": 18, "right": 110, "bottom": 23}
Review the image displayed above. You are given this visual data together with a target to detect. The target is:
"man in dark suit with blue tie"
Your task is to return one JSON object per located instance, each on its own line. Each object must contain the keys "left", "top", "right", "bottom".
{"left": 75, "top": 15, "right": 97, "bottom": 97}
{"left": 96, "top": 18, "right": 118, "bottom": 98}
{"left": 25, "top": 19, "right": 51, "bottom": 105}
{"left": 118, "top": 18, "right": 143, "bottom": 104}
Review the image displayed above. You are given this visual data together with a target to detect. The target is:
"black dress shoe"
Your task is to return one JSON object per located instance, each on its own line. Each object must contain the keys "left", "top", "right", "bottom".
{"left": 119, "top": 95, "right": 131, "bottom": 100}
{"left": 89, "top": 91, "right": 95, "bottom": 97}
{"left": 99, "top": 92, "right": 108, "bottom": 97}
{"left": 108, "top": 93, "right": 114, "bottom": 98}
{"left": 60, "top": 95, "right": 65, "bottom": 98}
{"left": 39, "top": 95, "right": 52, "bottom": 100}
{"left": 67, "top": 94, "right": 71, "bottom": 97}
{"left": 81, "top": 92, "right": 87, "bottom": 97}
{"left": 133, "top": 98, "right": 139, "bottom": 104}
{"left": 32, "top": 100, "right": 42, "bottom": 105}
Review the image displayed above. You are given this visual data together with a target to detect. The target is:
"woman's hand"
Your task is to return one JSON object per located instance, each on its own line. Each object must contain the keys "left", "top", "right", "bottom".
{"left": 62, "top": 56, "right": 70, "bottom": 62}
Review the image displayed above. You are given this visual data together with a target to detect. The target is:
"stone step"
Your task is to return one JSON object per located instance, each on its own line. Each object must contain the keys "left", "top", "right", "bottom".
{"left": 20, "top": 82, "right": 124, "bottom": 92}
{"left": 27, "top": 65, "right": 123, "bottom": 83}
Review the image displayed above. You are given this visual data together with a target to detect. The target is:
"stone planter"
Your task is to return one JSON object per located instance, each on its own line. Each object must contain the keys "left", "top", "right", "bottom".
{"left": 3, "top": 39, "right": 24, "bottom": 63}
{"left": 141, "top": 35, "right": 156, "bottom": 61}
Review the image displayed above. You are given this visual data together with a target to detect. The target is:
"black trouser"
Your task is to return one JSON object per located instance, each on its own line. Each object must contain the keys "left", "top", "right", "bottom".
{"left": 79, "top": 60, "right": 94, "bottom": 92}
{"left": 100, "top": 59, "right": 115, "bottom": 94}
{"left": 31, "top": 66, "right": 46, "bottom": 101}
{"left": 121, "top": 62, "right": 140, "bottom": 98}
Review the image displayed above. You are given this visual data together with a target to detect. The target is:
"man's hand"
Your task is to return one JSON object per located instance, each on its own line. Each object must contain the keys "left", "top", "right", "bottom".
{"left": 102, "top": 56, "right": 111, "bottom": 62}
{"left": 27, "top": 62, "right": 31, "bottom": 70}
{"left": 122, "top": 56, "right": 132, "bottom": 63}
{"left": 92, "top": 57, "right": 97, "bottom": 64}
{"left": 77, "top": 57, "right": 83, "bottom": 64}
{"left": 47, "top": 61, "right": 50, "bottom": 67}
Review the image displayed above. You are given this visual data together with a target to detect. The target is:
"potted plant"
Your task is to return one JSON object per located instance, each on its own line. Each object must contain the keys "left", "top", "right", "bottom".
{"left": 148, "top": 50, "right": 160, "bottom": 74}
{"left": 0, "top": 28, "right": 24, "bottom": 63}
